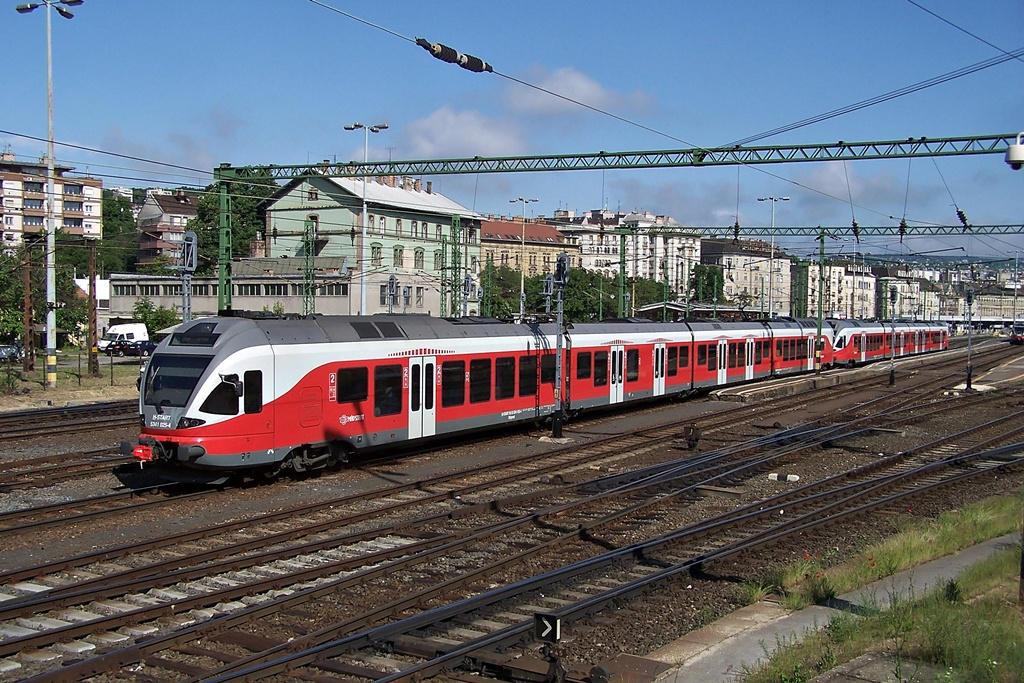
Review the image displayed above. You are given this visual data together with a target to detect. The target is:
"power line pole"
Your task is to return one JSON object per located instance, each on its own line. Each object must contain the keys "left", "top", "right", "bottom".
{"left": 22, "top": 244, "right": 35, "bottom": 373}
{"left": 87, "top": 238, "right": 98, "bottom": 376}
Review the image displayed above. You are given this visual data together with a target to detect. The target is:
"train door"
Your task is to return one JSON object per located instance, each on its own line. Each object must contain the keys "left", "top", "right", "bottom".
{"left": 610, "top": 345, "right": 625, "bottom": 404}
{"left": 859, "top": 334, "right": 867, "bottom": 364}
{"left": 408, "top": 356, "right": 436, "bottom": 439}
{"left": 807, "top": 333, "right": 816, "bottom": 371}
{"left": 745, "top": 339, "right": 755, "bottom": 381}
{"left": 653, "top": 343, "right": 666, "bottom": 396}
{"left": 717, "top": 339, "right": 728, "bottom": 385}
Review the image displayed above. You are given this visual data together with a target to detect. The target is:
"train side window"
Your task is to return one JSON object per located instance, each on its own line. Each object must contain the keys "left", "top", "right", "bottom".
{"left": 776, "top": 339, "right": 783, "bottom": 358}
{"left": 679, "top": 345, "right": 689, "bottom": 368}
{"left": 738, "top": 342, "right": 746, "bottom": 366}
{"left": 495, "top": 357, "right": 516, "bottom": 400}
{"left": 243, "top": 370, "right": 262, "bottom": 414}
{"left": 667, "top": 347, "right": 677, "bottom": 376}
{"left": 697, "top": 344, "right": 706, "bottom": 367}
{"left": 707, "top": 345, "right": 717, "bottom": 371}
{"left": 728, "top": 342, "right": 737, "bottom": 369}
{"left": 441, "top": 361, "right": 466, "bottom": 407}
{"left": 200, "top": 380, "right": 239, "bottom": 416}
{"left": 625, "top": 349, "right": 639, "bottom": 382}
{"left": 576, "top": 352, "right": 592, "bottom": 380}
{"left": 540, "top": 354, "right": 556, "bottom": 384}
{"left": 754, "top": 341, "right": 762, "bottom": 364}
{"left": 374, "top": 364, "right": 403, "bottom": 416}
{"left": 519, "top": 356, "right": 538, "bottom": 397}
{"left": 337, "top": 367, "right": 368, "bottom": 403}
{"left": 469, "top": 359, "right": 492, "bottom": 403}
{"left": 593, "top": 351, "right": 608, "bottom": 386}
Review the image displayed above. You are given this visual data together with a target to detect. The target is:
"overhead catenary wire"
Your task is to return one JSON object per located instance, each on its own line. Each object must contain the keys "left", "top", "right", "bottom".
{"left": 3, "top": 0, "right": 1017, "bottom": 252}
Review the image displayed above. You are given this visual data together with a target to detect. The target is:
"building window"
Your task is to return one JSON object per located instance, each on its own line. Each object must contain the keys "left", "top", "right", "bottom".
{"left": 371, "top": 244, "right": 382, "bottom": 267}
{"left": 307, "top": 187, "right": 318, "bottom": 201}
{"left": 411, "top": 220, "right": 418, "bottom": 237}
{"left": 436, "top": 224, "right": 442, "bottom": 241}
{"left": 414, "top": 249, "right": 424, "bottom": 270}
{"left": 433, "top": 250, "right": 443, "bottom": 271}
{"left": 379, "top": 216, "right": 386, "bottom": 234}
{"left": 64, "top": 184, "right": 83, "bottom": 196}
{"left": 396, "top": 218, "right": 403, "bottom": 236}
{"left": 265, "top": 283, "right": 287, "bottom": 296}
{"left": 416, "top": 286, "right": 424, "bottom": 307}
{"left": 139, "top": 285, "right": 159, "bottom": 297}
{"left": 368, "top": 214, "right": 374, "bottom": 231}
{"left": 319, "top": 283, "right": 348, "bottom": 296}
{"left": 237, "top": 284, "right": 260, "bottom": 296}
{"left": 113, "top": 284, "right": 137, "bottom": 296}
{"left": 393, "top": 245, "right": 404, "bottom": 268}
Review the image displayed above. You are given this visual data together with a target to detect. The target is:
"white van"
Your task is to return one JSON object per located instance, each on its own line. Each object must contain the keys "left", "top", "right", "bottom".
{"left": 97, "top": 323, "right": 149, "bottom": 351}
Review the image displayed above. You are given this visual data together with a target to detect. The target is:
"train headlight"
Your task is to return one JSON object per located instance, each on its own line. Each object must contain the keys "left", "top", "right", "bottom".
{"left": 176, "top": 417, "right": 207, "bottom": 429}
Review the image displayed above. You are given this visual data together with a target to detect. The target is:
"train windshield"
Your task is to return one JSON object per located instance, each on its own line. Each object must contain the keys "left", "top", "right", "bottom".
{"left": 143, "top": 354, "right": 214, "bottom": 409}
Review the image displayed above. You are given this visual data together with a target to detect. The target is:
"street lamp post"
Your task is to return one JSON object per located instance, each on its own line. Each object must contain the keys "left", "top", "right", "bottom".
{"left": 757, "top": 196, "right": 789, "bottom": 318}
{"left": 344, "top": 121, "right": 388, "bottom": 316}
{"left": 510, "top": 197, "right": 537, "bottom": 321}
{"left": 17, "top": 0, "right": 82, "bottom": 389}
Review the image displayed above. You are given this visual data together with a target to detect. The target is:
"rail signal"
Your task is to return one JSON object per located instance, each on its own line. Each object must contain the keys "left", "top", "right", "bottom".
{"left": 534, "top": 612, "right": 561, "bottom": 643}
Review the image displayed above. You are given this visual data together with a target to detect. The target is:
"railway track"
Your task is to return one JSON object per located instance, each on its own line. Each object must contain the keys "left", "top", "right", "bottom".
{"left": 0, "top": 401, "right": 137, "bottom": 443}
{"left": 0, "top": 449, "right": 132, "bottom": 492}
{"left": 3, "top": 380, "right": 1022, "bottom": 681}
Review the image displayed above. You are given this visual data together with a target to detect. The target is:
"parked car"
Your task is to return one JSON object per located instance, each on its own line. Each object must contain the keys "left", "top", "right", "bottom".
{"left": 106, "top": 339, "right": 158, "bottom": 357}
{"left": 0, "top": 344, "right": 21, "bottom": 362}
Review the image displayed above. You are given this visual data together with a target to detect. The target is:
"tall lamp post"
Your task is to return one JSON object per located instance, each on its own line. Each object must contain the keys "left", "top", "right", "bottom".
{"left": 757, "top": 196, "right": 789, "bottom": 318}
{"left": 510, "top": 197, "right": 537, "bottom": 321}
{"left": 17, "top": 0, "right": 82, "bottom": 389}
{"left": 344, "top": 121, "right": 388, "bottom": 316}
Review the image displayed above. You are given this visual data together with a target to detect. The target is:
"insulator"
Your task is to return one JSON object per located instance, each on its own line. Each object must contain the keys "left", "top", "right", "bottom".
{"left": 417, "top": 37, "right": 490, "bottom": 72}
{"left": 956, "top": 208, "right": 969, "bottom": 230}
{"left": 416, "top": 37, "right": 458, "bottom": 63}
{"left": 458, "top": 53, "right": 493, "bottom": 73}
{"left": 898, "top": 218, "right": 906, "bottom": 243}
{"left": 851, "top": 219, "right": 859, "bottom": 241}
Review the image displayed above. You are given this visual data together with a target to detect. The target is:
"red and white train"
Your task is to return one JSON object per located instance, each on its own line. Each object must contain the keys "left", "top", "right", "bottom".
{"left": 128, "top": 314, "right": 948, "bottom": 483}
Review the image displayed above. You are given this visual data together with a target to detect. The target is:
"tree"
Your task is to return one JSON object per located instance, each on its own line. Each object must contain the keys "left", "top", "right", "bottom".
{"left": 191, "top": 173, "right": 279, "bottom": 276}
{"left": 132, "top": 298, "right": 180, "bottom": 335}
{"left": 0, "top": 251, "right": 24, "bottom": 340}
{"left": 479, "top": 263, "right": 522, "bottom": 319}
{"left": 689, "top": 264, "right": 724, "bottom": 303}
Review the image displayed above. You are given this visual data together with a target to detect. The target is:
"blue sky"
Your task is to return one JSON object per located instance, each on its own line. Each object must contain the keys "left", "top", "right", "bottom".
{"left": 4, "top": 0, "right": 1022, "bottom": 260}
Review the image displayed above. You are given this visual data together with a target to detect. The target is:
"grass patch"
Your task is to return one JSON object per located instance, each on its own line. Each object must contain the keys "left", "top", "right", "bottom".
{"left": 742, "top": 491, "right": 1024, "bottom": 683}
{"left": 2, "top": 350, "right": 145, "bottom": 396}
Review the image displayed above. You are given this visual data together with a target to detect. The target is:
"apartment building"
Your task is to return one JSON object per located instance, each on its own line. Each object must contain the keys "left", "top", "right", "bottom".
{"left": 135, "top": 190, "right": 198, "bottom": 266}
{"left": 0, "top": 152, "right": 102, "bottom": 250}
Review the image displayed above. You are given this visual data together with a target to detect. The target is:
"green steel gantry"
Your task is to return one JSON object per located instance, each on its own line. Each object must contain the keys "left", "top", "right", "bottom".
{"left": 214, "top": 133, "right": 1020, "bottom": 312}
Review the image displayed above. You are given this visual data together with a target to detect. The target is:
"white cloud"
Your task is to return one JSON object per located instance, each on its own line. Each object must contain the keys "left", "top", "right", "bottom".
{"left": 504, "top": 66, "right": 653, "bottom": 117}
{"left": 401, "top": 106, "right": 526, "bottom": 159}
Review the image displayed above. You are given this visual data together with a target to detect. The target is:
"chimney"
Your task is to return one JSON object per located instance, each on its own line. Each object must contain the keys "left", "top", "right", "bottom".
{"left": 426, "top": 181, "right": 432, "bottom": 194}
{"left": 414, "top": 179, "right": 422, "bottom": 192}
{"left": 402, "top": 177, "right": 413, "bottom": 191}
